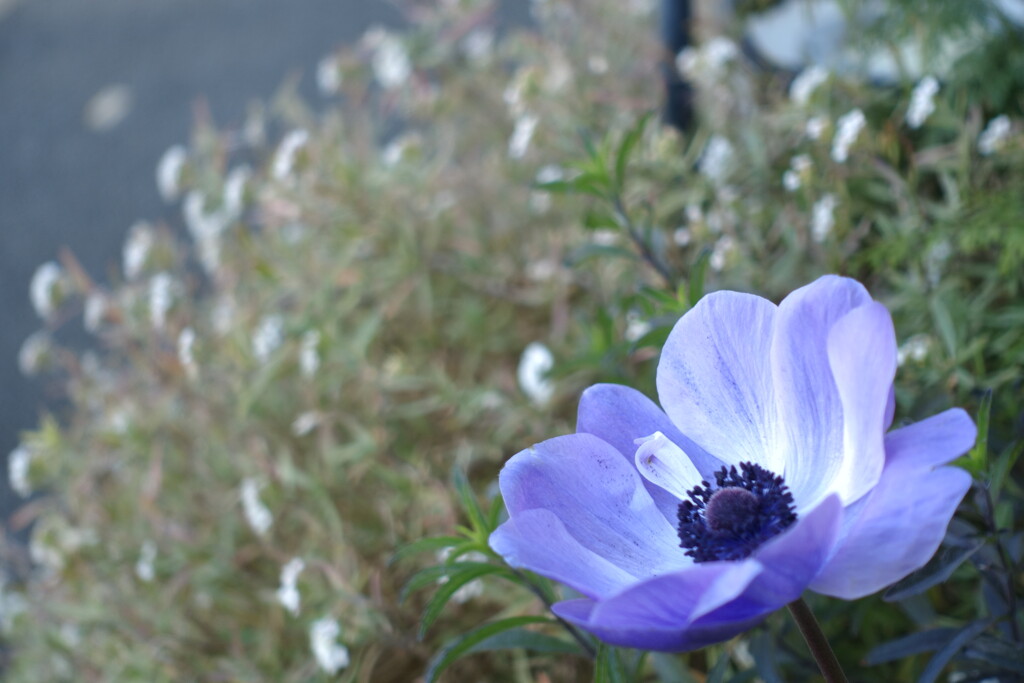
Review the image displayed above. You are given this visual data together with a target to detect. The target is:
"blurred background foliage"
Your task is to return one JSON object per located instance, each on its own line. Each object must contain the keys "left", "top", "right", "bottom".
{"left": 2, "top": 0, "right": 1021, "bottom": 680}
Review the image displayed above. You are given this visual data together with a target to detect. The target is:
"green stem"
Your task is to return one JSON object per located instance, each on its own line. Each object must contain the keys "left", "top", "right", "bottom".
{"left": 787, "top": 598, "right": 849, "bottom": 683}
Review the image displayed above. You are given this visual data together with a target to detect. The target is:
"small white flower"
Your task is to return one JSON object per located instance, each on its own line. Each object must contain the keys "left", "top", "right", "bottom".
{"left": 525, "top": 259, "right": 560, "bottom": 282}
{"left": 591, "top": 229, "right": 618, "bottom": 246}
{"left": 30, "top": 261, "right": 64, "bottom": 320}
{"left": 517, "top": 342, "right": 554, "bottom": 406}
{"left": 148, "top": 273, "right": 176, "bottom": 330}
{"left": 625, "top": 313, "right": 652, "bottom": 342}
{"left": 897, "top": 335, "right": 932, "bottom": 366}
{"left": 156, "top": 145, "right": 187, "bottom": 202}
{"left": 275, "top": 557, "right": 305, "bottom": 615}
{"left": 709, "top": 235, "right": 734, "bottom": 271}
{"left": 673, "top": 227, "right": 692, "bottom": 247}
{"left": 273, "top": 129, "right": 309, "bottom": 181}
{"left": 831, "top": 109, "right": 866, "bottom": 163}
{"left": 369, "top": 29, "right": 411, "bottom": 89}
{"left": 135, "top": 541, "right": 157, "bottom": 582}
{"left": 316, "top": 56, "right": 342, "bottom": 95}
{"left": 782, "top": 154, "right": 812, "bottom": 192}
{"left": 178, "top": 327, "right": 198, "bottom": 379}
{"left": 381, "top": 133, "right": 420, "bottom": 167}
{"left": 699, "top": 135, "right": 735, "bottom": 186}
{"left": 978, "top": 115, "right": 1012, "bottom": 155}
{"left": 184, "top": 192, "right": 229, "bottom": 274}
{"left": 789, "top": 65, "right": 829, "bottom": 106}
{"left": 223, "top": 165, "right": 250, "bottom": 217}
{"left": 123, "top": 221, "right": 156, "bottom": 281}
{"left": 703, "top": 37, "right": 739, "bottom": 70}
{"left": 9, "top": 446, "right": 33, "bottom": 498}
{"left": 240, "top": 478, "right": 273, "bottom": 536}
{"left": 299, "top": 330, "right": 321, "bottom": 378}
{"left": 587, "top": 55, "right": 609, "bottom": 74}
{"left": 211, "top": 295, "right": 237, "bottom": 336}
{"left": 252, "top": 315, "right": 284, "bottom": 363}
{"left": 0, "top": 581, "right": 27, "bottom": 635}
{"left": 18, "top": 331, "right": 52, "bottom": 376}
{"left": 83, "top": 293, "right": 107, "bottom": 333}
{"left": 535, "top": 165, "right": 564, "bottom": 185}
{"left": 291, "top": 411, "right": 321, "bottom": 437}
{"left": 685, "top": 203, "right": 704, "bottom": 226}
{"left": 805, "top": 115, "right": 829, "bottom": 140}
{"left": 811, "top": 194, "right": 838, "bottom": 242}
{"left": 906, "top": 76, "right": 939, "bottom": 129}
{"left": 676, "top": 37, "right": 738, "bottom": 80}
{"left": 461, "top": 29, "right": 494, "bottom": 63}
{"left": 310, "top": 617, "right": 350, "bottom": 674}
{"left": 508, "top": 114, "right": 539, "bottom": 159}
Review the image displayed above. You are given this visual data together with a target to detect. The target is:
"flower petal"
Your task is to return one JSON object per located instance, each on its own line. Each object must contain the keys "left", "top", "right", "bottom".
{"left": 822, "top": 301, "right": 896, "bottom": 506}
{"left": 771, "top": 275, "right": 873, "bottom": 507}
{"left": 576, "top": 384, "right": 721, "bottom": 521}
{"left": 553, "top": 495, "right": 843, "bottom": 652}
{"left": 495, "top": 433, "right": 686, "bottom": 583}
{"left": 577, "top": 384, "right": 722, "bottom": 476}
{"left": 634, "top": 431, "right": 703, "bottom": 501}
{"left": 810, "top": 411, "right": 975, "bottom": 599}
{"left": 489, "top": 509, "right": 636, "bottom": 599}
{"left": 553, "top": 561, "right": 765, "bottom": 651}
{"left": 656, "top": 291, "right": 782, "bottom": 473}
{"left": 883, "top": 408, "right": 977, "bottom": 469}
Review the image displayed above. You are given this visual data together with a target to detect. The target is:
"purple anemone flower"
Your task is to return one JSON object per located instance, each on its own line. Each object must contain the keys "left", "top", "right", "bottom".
{"left": 489, "top": 275, "right": 975, "bottom": 652}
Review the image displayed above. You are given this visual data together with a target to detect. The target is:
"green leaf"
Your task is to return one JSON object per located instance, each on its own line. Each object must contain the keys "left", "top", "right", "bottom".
{"left": 688, "top": 248, "right": 711, "bottom": 307}
{"left": 990, "top": 439, "right": 1023, "bottom": 501}
{"left": 594, "top": 644, "right": 631, "bottom": 683}
{"left": 424, "top": 616, "right": 553, "bottom": 683}
{"left": 962, "top": 634, "right": 1024, "bottom": 674}
{"left": 465, "top": 627, "right": 583, "bottom": 656}
{"left": 390, "top": 536, "right": 463, "bottom": 566}
{"left": 918, "top": 618, "right": 995, "bottom": 683}
{"left": 453, "top": 469, "right": 488, "bottom": 534}
{"left": 564, "top": 243, "right": 638, "bottom": 267}
{"left": 614, "top": 112, "right": 653, "bottom": 192}
{"left": 883, "top": 540, "right": 985, "bottom": 602}
{"left": 419, "top": 563, "right": 513, "bottom": 638}
{"left": 749, "top": 633, "right": 784, "bottom": 683}
{"left": 706, "top": 648, "right": 731, "bottom": 683}
{"left": 966, "top": 389, "right": 992, "bottom": 474}
{"left": 865, "top": 627, "right": 959, "bottom": 665}
{"left": 929, "top": 295, "right": 958, "bottom": 359}
{"left": 401, "top": 561, "right": 511, "bottom": 603}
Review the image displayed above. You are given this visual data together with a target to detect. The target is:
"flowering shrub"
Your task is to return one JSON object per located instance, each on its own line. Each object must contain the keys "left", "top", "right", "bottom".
{"left": 3, "top": 0, "right": 1022, "bottom": 681}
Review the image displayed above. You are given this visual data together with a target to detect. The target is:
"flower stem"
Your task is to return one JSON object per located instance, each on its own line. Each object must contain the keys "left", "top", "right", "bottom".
{"left": 787, "top": 597, "right": 849, "bottom": 683}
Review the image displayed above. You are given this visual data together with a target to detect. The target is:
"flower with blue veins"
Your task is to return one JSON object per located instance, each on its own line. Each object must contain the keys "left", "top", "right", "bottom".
{"left": 489, "top": 275, "right": 975, "bottom": 652}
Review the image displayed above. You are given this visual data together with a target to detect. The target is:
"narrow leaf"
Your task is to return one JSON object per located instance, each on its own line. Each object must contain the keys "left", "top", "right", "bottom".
{"left": 424, "top": 616, "right": 553, "bottom": 683}
{"left": 390, "top": 536, "right": 463, "bottom": 566}
{"left": 688, "top": 248, "right": 711, "bottom": 307}
{"left": 419, "top": 564, "right": 513, "bottom": 638}
{"left": 615, "top": 113, "right": 652, "bottom": 191}
{"left": 452, "top": 469, "right": 488, "bottom": 534}
{"left": 594, "top": 644, "right": 631, "bottom": 683}
{"left": 918, "top": 618, "right": 995, "bottom": 683}
{"left": 865, "top": 628, "right": 959, "bottom": 665}
{"left": 929, "top": 295, "right": 958, "bottom": 359}
{"left": 968, "top": 390, "right": 992, "bottom": 472}
{"left": 465, "top": 627, "right": 583, "bottom": 656}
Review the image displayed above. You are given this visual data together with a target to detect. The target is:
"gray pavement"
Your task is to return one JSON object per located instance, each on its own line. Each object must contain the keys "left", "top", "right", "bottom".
{"left": 0, "top": 0, "right": 415, "bottom": 518}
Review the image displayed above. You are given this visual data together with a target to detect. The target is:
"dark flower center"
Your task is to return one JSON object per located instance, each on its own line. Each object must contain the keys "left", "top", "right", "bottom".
{"left": 677, "top": 462, "right": 797, "bottom": 563}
